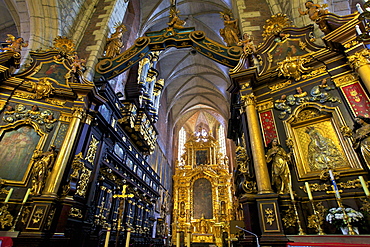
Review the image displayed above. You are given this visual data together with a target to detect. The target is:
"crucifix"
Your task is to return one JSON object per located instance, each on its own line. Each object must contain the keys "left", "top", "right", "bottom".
{"left": 113, "top": 185, "right": 134, "bottom": 247}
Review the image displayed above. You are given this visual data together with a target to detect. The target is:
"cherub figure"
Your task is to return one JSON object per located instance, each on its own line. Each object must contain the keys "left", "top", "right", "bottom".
{"left": 71, "top": 55, "right": 86, "bottom": 73}
{"left": 104, "top": 23, "right": 126, "bottom": 58}
{"left": 238, "top": 33, "right": 257, "bottom": 55}
{"left": 298, "top": 1, "right": 329, "bottom": 22}
{"left": 219, "top": 12, "right": 240, "bottom": 47}
{"left": 1, "top": 34, "right": 28, "bottom": 53}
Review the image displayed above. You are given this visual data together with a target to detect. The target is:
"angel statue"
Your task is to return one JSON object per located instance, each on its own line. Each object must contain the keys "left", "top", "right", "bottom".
{"left": 104, "top": 23, "right": 127, "bottom": 58}
{"left": 219, "top": 12, "right": 240, "bottom": 47}
{"left": 0, "top": 34, "right": 28, "bottom": 53}
{"left": 298, "top": 1, "right": 329, "bottom": 22}
{"left": 167, "top": 6, "right": 186, "bottom": 29}
{"left": 298, "top": 1, "right": 330, "bottom": 33}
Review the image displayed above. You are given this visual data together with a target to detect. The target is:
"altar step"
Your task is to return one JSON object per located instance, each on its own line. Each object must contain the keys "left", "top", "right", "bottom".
{"left": 287, "top": 235, "right": 370, "bottom": 247}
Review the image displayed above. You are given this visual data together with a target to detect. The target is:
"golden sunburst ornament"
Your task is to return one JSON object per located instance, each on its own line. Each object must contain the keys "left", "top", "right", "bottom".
{"left": 52, "top": 36, "right": 76, "bottom": 57}
{"left": 262, "top": 13, "right": 293, "bottom": 39}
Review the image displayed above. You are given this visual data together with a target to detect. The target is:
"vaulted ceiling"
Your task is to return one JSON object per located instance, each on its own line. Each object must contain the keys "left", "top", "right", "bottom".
{"left": 138, "top": 0, "right": 236, "bottom": 133}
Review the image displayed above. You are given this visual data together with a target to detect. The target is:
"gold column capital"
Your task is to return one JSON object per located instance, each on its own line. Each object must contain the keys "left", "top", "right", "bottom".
{"left": 72, "top": 107, "right": 86, "bottom": 119}
{"left": 241, "top": 93, "right": 256, "bottom": 107}
{"left": 347, "top": 49, "right": 370, "bottom": 71}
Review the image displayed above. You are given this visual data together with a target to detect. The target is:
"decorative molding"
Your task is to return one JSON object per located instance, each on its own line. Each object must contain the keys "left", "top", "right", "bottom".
{"left": 333, "top": 73, "right": 358, "bottom": 87}
{"left": 264, "top": 207, "right": 275, "bottom": 225}
{"left": 269, "top": 80, "right": 292, "bottom": 93}
{"left": 347, "top": 49, "right": 370, "bottom": 70}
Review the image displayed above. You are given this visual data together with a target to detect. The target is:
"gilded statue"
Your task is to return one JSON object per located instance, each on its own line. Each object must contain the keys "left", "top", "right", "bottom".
{"left": 305, "top": 127, "right": 345, "bottom": 171}
{"left": 0, "top": 34, "right": 28, "bottom": 53}
{"left": 266, "top": 138, "right": 291, "bottom": 194}
{"left": 298, "top": 1, "right": 329, "bottom": 33}
{"left": 167, "top": 7, "right": 186, "bottom": 29}
{"left": 298, "top": 1, "right": 328, "bottom": 22}
{"left": 219, "top": 12, "right": 240, "bottom": 47}
{"left": 238, "top": 33, "right": 256, "bottom": 55}
{"left": 104, "top": 23, "right": 126, "bottom": 58}
{"left": 198, "top": 214, "right": 209, "bottom": 233}
{"left": 352, "top": 116, "right": 370, "bottom": 169}
{"left": 70, "top": 55, "right": 86, "bottom": 73}
{"left": 31, "top": 145, "right": 58, "bottom": 195}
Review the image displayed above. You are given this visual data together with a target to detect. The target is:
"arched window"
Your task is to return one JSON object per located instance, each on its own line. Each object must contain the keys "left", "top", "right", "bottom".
{"left": 218, "top": 125, "right": 226, "bottom": 156}
{"left": 178, "top": 127, "right": 186, "bottom": 160}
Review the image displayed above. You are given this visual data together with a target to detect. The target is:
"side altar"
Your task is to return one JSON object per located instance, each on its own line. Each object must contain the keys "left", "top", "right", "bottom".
{"left": 172, "top": 130, "right": 236, "bottom": 247}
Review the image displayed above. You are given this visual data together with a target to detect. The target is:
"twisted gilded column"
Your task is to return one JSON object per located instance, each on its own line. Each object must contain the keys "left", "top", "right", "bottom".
{"left": 242, "top": 93, "right": 273, "bottom": 194}
{"left": 43, "top": 107, "right": 86, "bottom": 195}
{"left": 348, "top": 49, "right": 370, "bottom": 93}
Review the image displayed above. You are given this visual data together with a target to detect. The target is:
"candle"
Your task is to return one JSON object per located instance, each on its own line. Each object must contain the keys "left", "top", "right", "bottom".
{"left": 289, "top": 183, "right": 295, "bottom": 201}
{"left": 4, "top": 188, "right": 13, "bottom": 203}
{"left": 22, "top": 188, "right": 31, "bottom": 204}
{"left": 356, "top": 25, "right": 363, "bottom": 35}
{"left": 356, "top": 3, "right": 364, "bottom": 13}
{"left": 329, "top": 170, "right": 341, "bottom": 199}
{"left": 359, "top": 176, "right": 370, "bottom": 196}
{"left": 305, "top": 182, "right": 313, "bottom": 200}
{"left": 328, "top": 170, "right": 335, "bottom": 180}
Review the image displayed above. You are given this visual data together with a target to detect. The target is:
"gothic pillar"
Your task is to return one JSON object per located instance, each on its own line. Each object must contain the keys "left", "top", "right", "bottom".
{"left": 43, "top": 107, "right": 86, "bottom": 195}
{"left": 241, "top": 93, "right": 273, "bottom": 194}
{"left": 348, "top": 49, "right": 370, "bottom": 93}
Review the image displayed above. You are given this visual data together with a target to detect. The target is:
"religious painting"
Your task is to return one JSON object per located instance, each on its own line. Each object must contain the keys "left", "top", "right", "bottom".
{"left": 193, "top": 178, "right": 213, "bottom": 219}
{"left": 284, "top": 103, "right": 362, "bottom": 180}
{"left": 195, "top": 150, "right": 208, "bottom": 166}
{"left": 30, "top": 61, "right": 69, "bottom": 86}
{"left": 269, "top": 39, "right": 308, "bottom": 67}
{"left": 0, "top": 125, "right": 41, "bottom": 182}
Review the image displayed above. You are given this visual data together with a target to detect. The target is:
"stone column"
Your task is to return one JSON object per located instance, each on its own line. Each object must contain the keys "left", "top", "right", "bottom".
{"left": 242, "top": 93, "right": 273, "bottom": 194}
{"left": 43, "top": 107, "right": 85, "bottom": 195}
{"left": 348, "top": 49, "right": 370, "bottom": 93}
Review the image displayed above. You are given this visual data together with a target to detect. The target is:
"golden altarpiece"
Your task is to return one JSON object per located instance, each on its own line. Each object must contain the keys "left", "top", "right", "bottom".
{"left": 172, "top": 131, "right": 234, "bottom": 247}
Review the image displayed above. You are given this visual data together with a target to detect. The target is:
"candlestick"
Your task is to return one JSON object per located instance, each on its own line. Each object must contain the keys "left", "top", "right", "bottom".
{"left": 305, "top": 182, "right": 313, "bottom": 200}
{"left": 4, "top": 188, "right": 13, "bottom": 203}
{"left": 22, "top": 188, "right": 30, "bottom": 204}
{"left": 310, "top": 201, "right": 325, "bottom": 235}
{"left": 359, "top": 176, "right": 370, "bottom": 196}
{"left": 104, "top": 226, "right": 111, "bottom": 247}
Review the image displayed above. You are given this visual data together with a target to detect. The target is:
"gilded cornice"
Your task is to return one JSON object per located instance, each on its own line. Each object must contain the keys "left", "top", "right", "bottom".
{"left": 256, "top": 100, "right": 274, "bottom": 112}
{"left": 347, "top": 49, "right": 370, "bottom": 70}
{"left": 332, "top": 73, "right": 358, "bottom": 87}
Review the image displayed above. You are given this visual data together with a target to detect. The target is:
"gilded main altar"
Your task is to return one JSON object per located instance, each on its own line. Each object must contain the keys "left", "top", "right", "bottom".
{"left": 172, "top": 132, "right": 235, "bottom": 247}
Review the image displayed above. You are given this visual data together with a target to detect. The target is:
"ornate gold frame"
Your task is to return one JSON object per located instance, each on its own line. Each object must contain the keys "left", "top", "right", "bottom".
{"left": 284, "top": 103, "right": 362, "bottom": 180}
{"left": 0, "top": 120, "right": 47, "bottom": 186}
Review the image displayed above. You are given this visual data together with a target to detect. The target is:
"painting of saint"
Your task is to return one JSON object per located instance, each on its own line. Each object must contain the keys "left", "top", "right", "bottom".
{"left": 31, "top": 62, "right": 68, "bottom": 85}
{"left": 0, "top": 125, "right": 40, "bottom": 181}
{"left": 271, "top": 40, "right": 307, "bottom": 66}
{"left": 196, "top": 150, "right": 208, "bottom": 166}
{"left": 193, "top": 178, "right": 213, "bottom": 219}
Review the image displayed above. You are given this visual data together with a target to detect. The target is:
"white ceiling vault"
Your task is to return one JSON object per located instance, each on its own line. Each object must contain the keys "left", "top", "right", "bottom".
{"left": 138, "top": 0, "right": 236, "bottom": 134}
